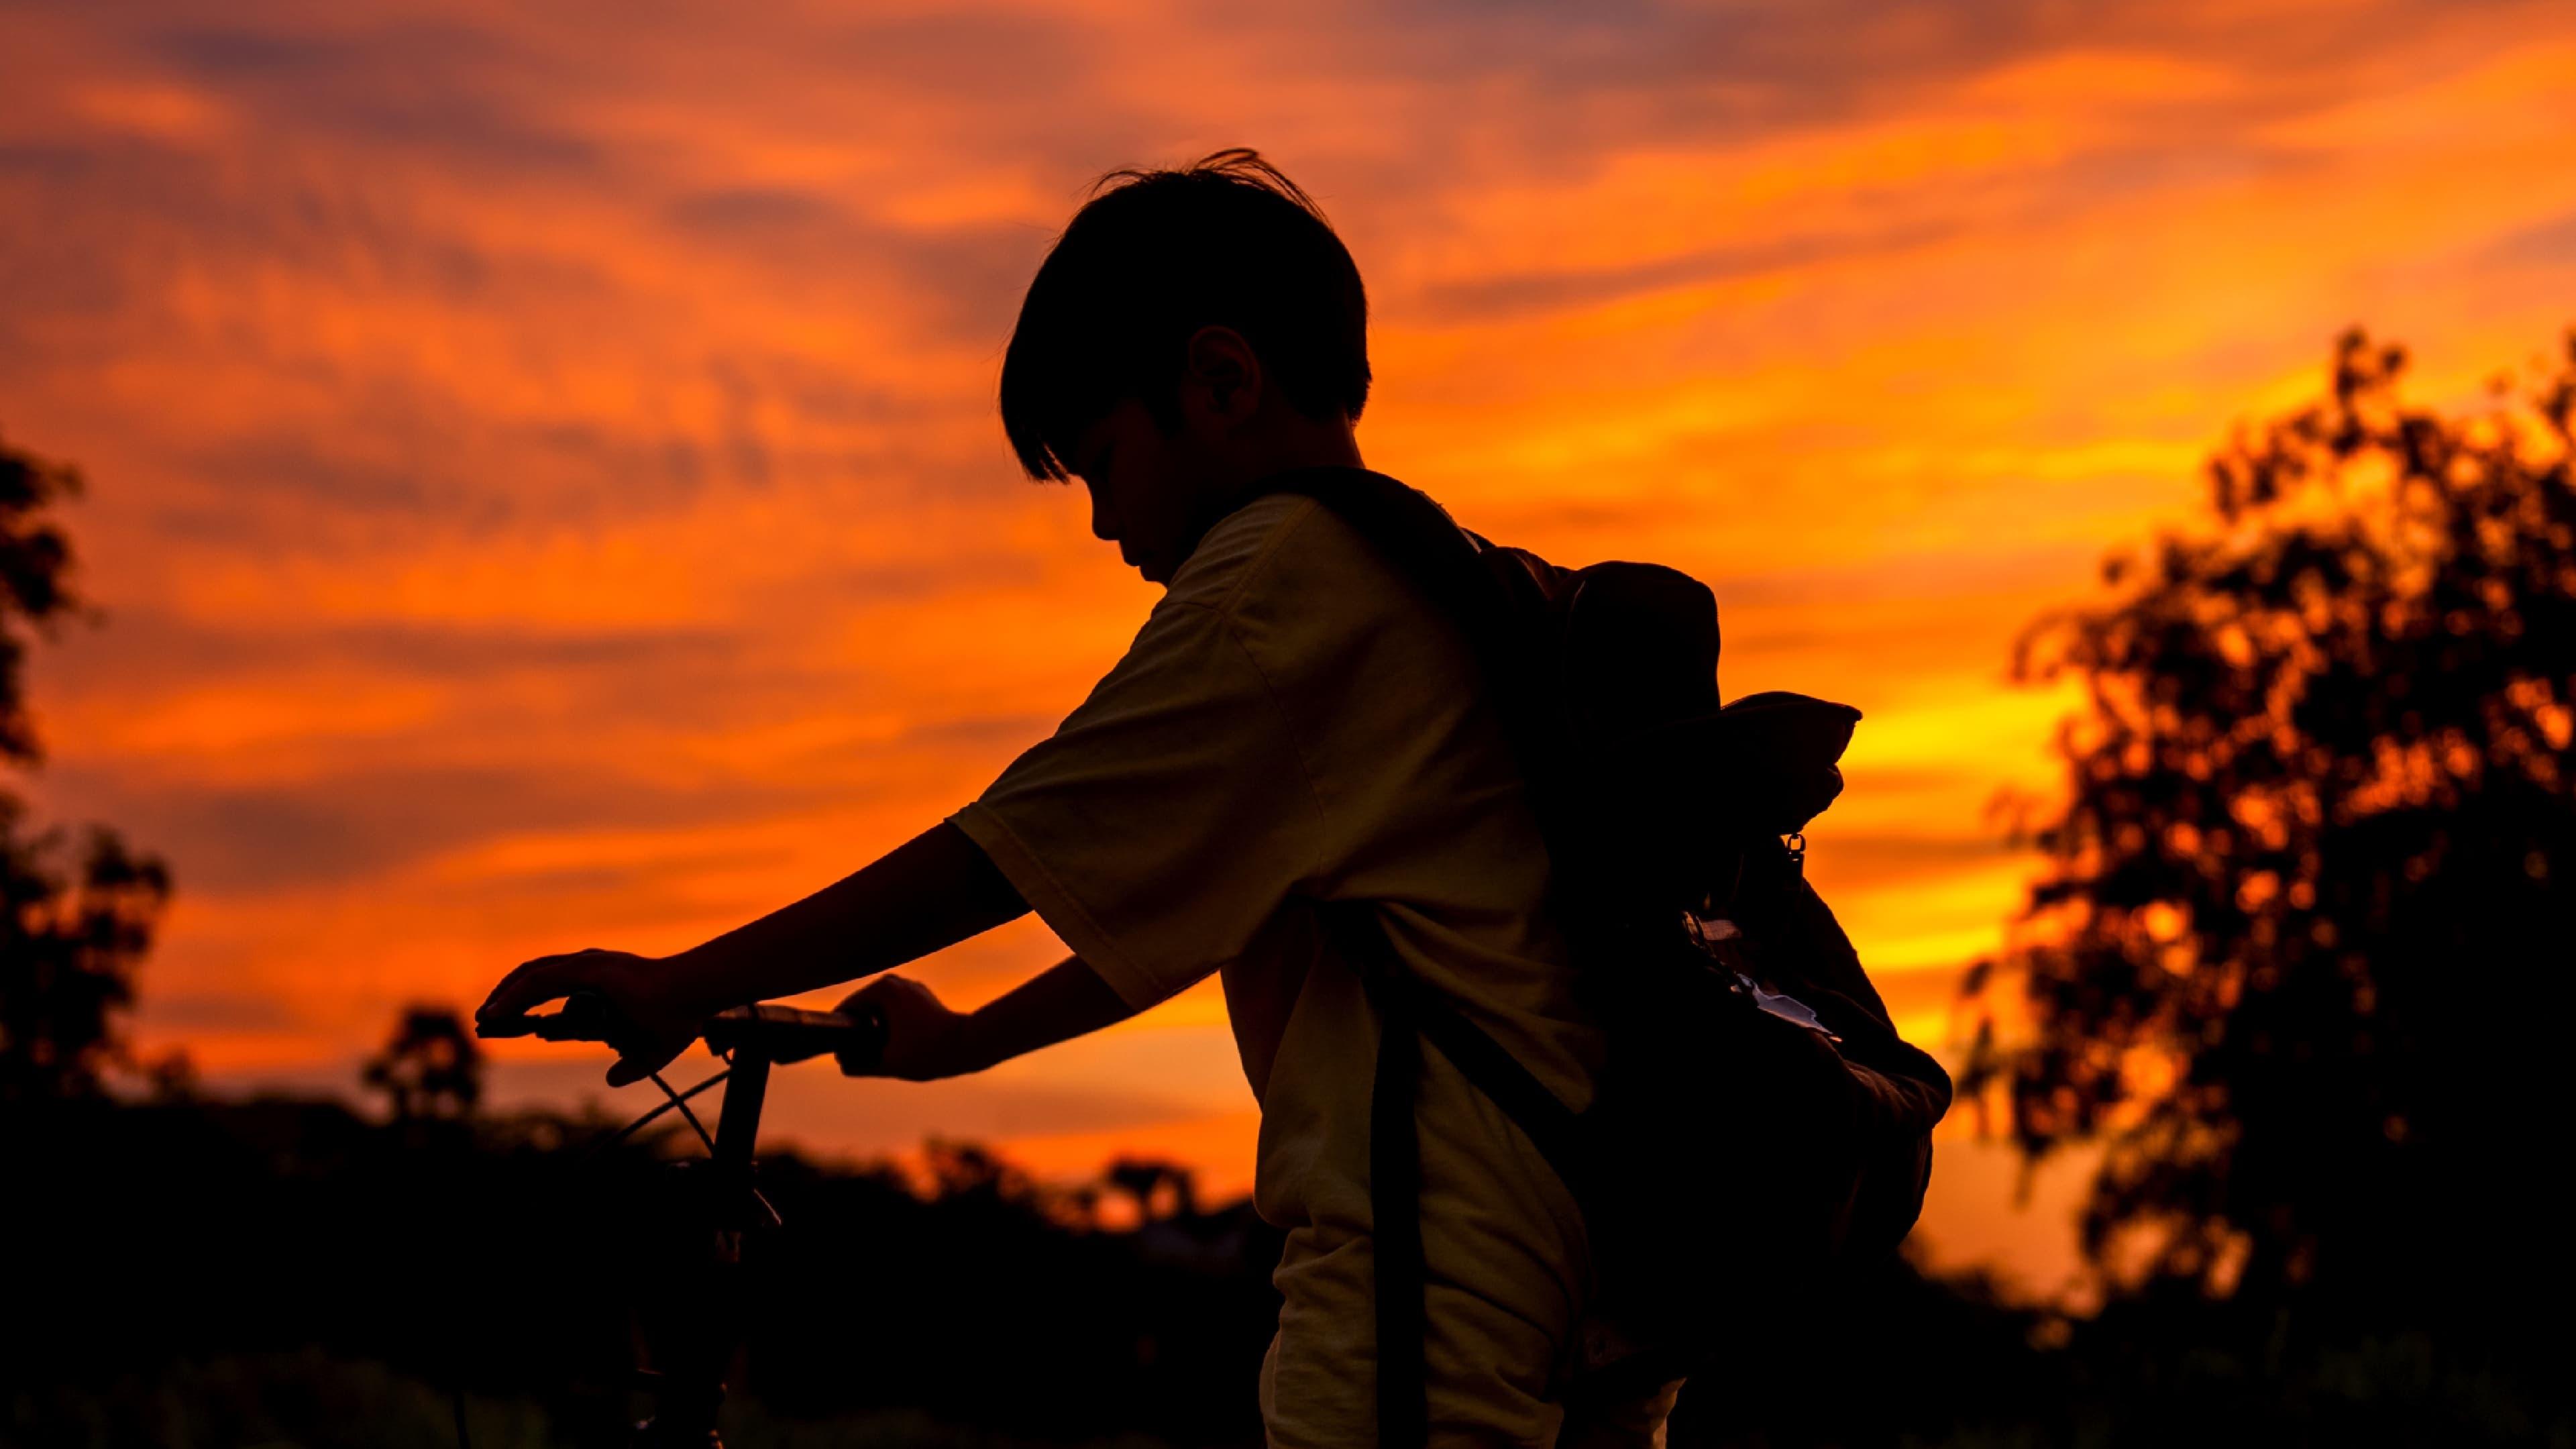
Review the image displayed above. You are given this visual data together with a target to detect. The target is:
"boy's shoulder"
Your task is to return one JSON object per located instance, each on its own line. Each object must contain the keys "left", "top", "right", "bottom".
{"left": 1164, "top": 490, "right": 1391, "bottom": 621}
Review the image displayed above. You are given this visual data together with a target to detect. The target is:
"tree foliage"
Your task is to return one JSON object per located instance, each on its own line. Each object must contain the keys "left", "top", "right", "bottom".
{"left": 0, "top": 804, "right": 172, "bottom": 1102}
{"left": 1965, "top": 331, "right": 2576, "bottom": 1313}
{"left": 1, "top": 429, "right": 85, "bottom": 765}
{"left": 359, "top": 1004, "right": 486, "bottom": 1120}
{"left": 0, "top": 427, "right": 170, "bottom": 1102}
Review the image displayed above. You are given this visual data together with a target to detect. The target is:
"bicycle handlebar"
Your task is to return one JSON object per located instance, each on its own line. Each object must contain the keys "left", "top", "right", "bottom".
{"left": 703, "top": 1003, "right": 885, "bottom": 1067}
{"left": 480, "top": 992, "right": 887, "bottom": 1071}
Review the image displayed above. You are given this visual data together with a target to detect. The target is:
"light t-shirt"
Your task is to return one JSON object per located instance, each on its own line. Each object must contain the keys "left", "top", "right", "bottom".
{"left": 951, "top": 488, "right": 1618, "bottom": 1438}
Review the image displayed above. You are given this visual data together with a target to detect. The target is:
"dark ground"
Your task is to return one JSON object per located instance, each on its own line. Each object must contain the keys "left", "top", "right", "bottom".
{"left": 5, "top": 1093, "right": 2567, "bottom": 1449}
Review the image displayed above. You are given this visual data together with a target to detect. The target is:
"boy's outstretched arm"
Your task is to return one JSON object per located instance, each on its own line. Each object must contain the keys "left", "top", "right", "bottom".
{"left": 834, "top": 954, "right": 1137, "bottom": 1081}
{"left": 476, "top": 820, "right": 1033, "bottom": 1083}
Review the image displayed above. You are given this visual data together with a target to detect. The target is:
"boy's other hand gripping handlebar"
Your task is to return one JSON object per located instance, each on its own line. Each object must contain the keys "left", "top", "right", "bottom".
{"left": 706, "top": 1002, "right": 888, "bottom": 1071}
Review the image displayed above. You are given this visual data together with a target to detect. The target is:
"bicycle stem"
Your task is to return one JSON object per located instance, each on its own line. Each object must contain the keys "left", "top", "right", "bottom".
{"left": 712, "top": 1053, "right": 769, "bottom": 1177}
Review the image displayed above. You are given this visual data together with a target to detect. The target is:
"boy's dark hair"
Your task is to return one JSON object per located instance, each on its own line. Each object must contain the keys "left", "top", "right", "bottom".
{"left": 1000, "top": 148, "right": 1371, "bottom": 482}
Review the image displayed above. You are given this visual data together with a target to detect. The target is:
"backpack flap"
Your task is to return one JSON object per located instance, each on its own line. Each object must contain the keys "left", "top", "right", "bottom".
{"left": 1556, "top": 561, "right": 1723, "bottom": 738}
{"left": 1698, "top": 690, "right": 1860, "bottom": 836}
{"left": 1589, "top": 689, "right": 1862, "bottom": 915}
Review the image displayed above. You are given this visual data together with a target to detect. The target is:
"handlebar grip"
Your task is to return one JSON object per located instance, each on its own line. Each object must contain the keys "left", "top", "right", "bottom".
{"left": 703, "top": 1002, "right": 887, "bottom": 1068}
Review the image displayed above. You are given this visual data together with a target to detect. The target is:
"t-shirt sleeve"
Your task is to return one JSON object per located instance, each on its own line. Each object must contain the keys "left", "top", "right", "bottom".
{"left": 948, "top": 597, "right": 1328, "bottom": 1011}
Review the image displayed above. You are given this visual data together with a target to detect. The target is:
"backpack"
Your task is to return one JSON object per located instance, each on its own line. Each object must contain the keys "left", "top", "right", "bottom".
{"left": 1248, "top": 468, "right": 1955, "bottom": 1438}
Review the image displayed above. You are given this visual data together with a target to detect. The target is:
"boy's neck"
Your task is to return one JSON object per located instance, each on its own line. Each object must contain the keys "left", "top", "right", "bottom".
{"left": 1222, "top": 410, "right": 1364, "bottom": 484}
{"left": 1176, "top": 428, "right": 1371, "bottom": 569}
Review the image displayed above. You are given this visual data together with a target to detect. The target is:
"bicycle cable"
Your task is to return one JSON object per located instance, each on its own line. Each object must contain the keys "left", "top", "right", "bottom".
{"left": 583, "top": 1057, "right": 733, "bottom": 1160}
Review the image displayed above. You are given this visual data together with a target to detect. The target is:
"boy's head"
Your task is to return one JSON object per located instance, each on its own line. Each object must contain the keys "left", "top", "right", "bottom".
{"left": 1001, "top": 149, "right": 1370, "bottom": 583}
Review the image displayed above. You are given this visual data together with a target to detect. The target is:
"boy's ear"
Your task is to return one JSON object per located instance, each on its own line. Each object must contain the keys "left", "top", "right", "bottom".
{"left": 1184, "top": 325, "right": 1261, "bottom": 423}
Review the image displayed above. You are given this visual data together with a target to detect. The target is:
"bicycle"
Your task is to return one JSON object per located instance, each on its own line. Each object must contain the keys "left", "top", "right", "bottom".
{"left": 480, "top": 991, "right": 885, "bottom": 1447}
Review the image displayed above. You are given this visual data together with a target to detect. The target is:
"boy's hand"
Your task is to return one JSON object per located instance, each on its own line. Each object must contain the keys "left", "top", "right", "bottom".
{"left": 476, "top": 947, "right": 707, "bottom": 1087}
{"left": 834, "top": 975, "right": 979, "bottom": 1081}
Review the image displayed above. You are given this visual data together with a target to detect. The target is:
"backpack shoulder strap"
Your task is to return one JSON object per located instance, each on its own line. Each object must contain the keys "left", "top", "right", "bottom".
{"left": 1315, "top": 898, "right": 1582, "bottom": 1449}
{"left": 1252, "top": 468, "right": 1591, "bottom": 1164}
{"left": 1313, "top": 901, "right": 1586, "bottom": 1182}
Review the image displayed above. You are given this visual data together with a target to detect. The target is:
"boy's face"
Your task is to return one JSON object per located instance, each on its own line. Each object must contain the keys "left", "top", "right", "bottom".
{"left": 1068, "top": 398, "right": 1222, "bottom": 586}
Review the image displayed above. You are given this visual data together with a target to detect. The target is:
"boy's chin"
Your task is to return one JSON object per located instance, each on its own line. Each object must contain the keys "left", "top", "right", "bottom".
{"left": 1125, "top": 541, "right": 1182, "bottom": 584}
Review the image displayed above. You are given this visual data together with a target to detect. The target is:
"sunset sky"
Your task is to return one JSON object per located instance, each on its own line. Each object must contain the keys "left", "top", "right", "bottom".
{"left": 5, "top": 0, "right": 2573, "bottom": 1297}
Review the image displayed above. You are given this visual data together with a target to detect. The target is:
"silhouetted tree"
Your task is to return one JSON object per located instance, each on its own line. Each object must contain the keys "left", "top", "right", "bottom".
{"left": 1, "top": 429, "right": 171, "bottom": 1103}
{"left": 1, "top": 429, "right": 82, "bottom": 761}
{"left": 1106, "top": 1155, "right": 1199, "bottom": 1223}
{"left": 1965, "top": 331, "right": 2576, "bottom": 1320}
{"left": 359, "top": 1004, "right": 486, "bottom": 1120}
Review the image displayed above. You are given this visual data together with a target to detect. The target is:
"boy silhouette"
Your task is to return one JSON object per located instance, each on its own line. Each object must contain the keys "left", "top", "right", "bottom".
{"left": 479, "top": 150, "right": 1682, "bottom": 1446}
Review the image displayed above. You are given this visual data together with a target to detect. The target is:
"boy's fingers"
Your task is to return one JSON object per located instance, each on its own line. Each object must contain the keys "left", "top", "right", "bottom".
{"left": 833, "top": 981, "right": 898, "bottom": 1075}
{"left": 835, "top": 975, "right": 923, "bottom": 1023}
{"left": 835, "top": 1005, "right": 893, "bottom": 1073}
{"left": 478, "top": 951, "right": 601, "bottom": 1024}
{"left": 476, "top": 961, "right": 561, "bottom": 1024}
